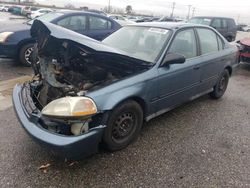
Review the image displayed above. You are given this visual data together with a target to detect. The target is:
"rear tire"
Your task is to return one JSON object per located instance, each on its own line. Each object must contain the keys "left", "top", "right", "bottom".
{"left": 210, "top": 69, "right": 230, "bottom": 99}
{"left": 103, "top": 100, "right": 143, "bottom": 151}
{"left": 19, "top": 43, "right": 34, "bottom": 66}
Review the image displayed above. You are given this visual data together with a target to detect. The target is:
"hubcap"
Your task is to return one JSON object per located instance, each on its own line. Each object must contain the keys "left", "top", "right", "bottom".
{"left": 219, "top": 76, "right": 226, "bottom": 91}
{"left": 24, "top": 47, "right": 34, "bottom": 65}
{"left": 112, "top": 112, "right": 135, "bottom": 142}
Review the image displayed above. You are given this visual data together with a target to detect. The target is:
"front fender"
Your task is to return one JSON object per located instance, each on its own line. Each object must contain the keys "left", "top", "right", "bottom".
{"left": 89, "top": 82, "right": 148, "bottom": 111}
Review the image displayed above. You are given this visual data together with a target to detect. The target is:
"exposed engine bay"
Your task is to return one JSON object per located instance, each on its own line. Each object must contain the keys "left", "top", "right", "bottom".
{"left": 31, "top": 40, "right": 146, "bottom": 108}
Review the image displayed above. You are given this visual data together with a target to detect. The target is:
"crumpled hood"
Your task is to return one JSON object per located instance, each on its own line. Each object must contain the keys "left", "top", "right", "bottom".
{"left": 30, "top": 20, "right": 127, "bottom": 55}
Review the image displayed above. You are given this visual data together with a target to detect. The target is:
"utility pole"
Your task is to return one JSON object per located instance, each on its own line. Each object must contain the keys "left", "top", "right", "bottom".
{"left": 237, "top": 14, "right": 240, "bottom": 23}
{"left": 108, "top": 0, "right": 111, "bottom": 13}
{"left": 192, "top": 7, "right": 195, "bottom": 17}
{"left": 187, "top": 5, "right": 192, "bottom": 20}
{"left": 170, "top": 2, "right": 176, "bottom": 18}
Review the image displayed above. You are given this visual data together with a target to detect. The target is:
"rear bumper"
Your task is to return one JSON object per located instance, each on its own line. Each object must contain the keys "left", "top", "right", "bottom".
{"left": 12, "top": 84, "right": 105, "bottom": 159}
{"left": 0, "top": 43, "right": 17, "bottom": 58}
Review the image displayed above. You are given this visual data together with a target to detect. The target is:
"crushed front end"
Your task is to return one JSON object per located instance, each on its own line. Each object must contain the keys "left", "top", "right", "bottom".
{"left": 13, "top": 83, "right": 105, "bottom": 159}
{"left": 13, "top": 20, "right": 149, "bottom": 158}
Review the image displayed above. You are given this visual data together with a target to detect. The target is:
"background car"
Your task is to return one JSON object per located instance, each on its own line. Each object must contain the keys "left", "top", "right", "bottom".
{"left": 0, "top": 5, "right": 9, "bottom": 12}
{"left": 108, "top": 14, "right": 135, "bottom": 26}
{"left": 13, "top": 20, "right": 238, "bottom": 158}
{"left": 11, "top": 5, "right": 23, "bottom": 15}
{"left": 29, "top": 8, "right": 53, "bottom": 19}
{"left": 242, "top": 25, "right": 250, "bottom": 32}
{"left": 189, "top": 16, "right": 237, "bottom": 42}
{"left": 22, "top": 6, "right": 39, "bottom": 17}
{"left": 0, "top": 11, "right": 121, "bottom": 66}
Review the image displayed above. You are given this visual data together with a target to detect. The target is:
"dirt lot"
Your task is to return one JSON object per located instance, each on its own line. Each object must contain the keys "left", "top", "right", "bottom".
{"left": 1, "top": 12, "right": 250, "bottom": 188}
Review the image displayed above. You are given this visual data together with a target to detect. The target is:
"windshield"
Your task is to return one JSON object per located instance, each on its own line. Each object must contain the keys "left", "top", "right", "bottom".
{"left": 188, "top": 18, "right": 211, "bottom": 25}
{"left": 27, "top": 12, "right": 63, "bottom": 25}
{"left": 103, "top": 26, "right": 171, "bottom": 63}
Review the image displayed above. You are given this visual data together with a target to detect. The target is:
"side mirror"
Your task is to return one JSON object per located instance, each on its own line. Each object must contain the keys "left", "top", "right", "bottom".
{"left": 161, "top": 53, "right": 186, "bottom": 66}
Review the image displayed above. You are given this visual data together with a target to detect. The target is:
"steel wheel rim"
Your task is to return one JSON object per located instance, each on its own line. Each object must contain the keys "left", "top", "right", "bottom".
{"left": 111, "top": 112, "right": 135, "bottom": 143}
{"left": 24, "top": 47, "right": 34, "bottom": 64}
{"left": 219, "top": 76, "right": 227, "bottom": 91}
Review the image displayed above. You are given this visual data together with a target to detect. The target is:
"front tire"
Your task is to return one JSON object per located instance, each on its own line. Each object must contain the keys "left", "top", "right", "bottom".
{"left": 103, "top": 100, "right": 143, "bottom": 151}
{"left": 19, "top": 43, "right": 34, "bottom": 66}
{"left": 210, "top": 69, "right": 230, "bottom": 99}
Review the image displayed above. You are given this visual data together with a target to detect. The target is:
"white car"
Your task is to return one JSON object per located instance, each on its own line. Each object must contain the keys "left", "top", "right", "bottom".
{"left": 30, "top": 8, "right": 53, "bottom": 19}
{"left": 242, "top": 26, "right": 250, "bottom": 32}
{"left": 0, "top": 5, "right": 8, "bottom": 11}
{"left": 108, "top": 14, "right": 135, "bottom": 26}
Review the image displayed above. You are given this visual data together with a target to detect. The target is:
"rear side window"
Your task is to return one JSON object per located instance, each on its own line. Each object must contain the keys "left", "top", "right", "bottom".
{"left": 217, "top": 36, "right": 224, "bottom": 50}
{"left": 168, "top": 29, "right": 197, "bottom": 59}
{"left": 211, "top": 18, "right": 221, "bottom": 28}
{"left": 222, "top": 19, "right": 228, "bottom": 28}
{"left": 227, "top": 19, "right": 236, "bottom": 29}
{"left": 89, "top": 16, "right": 112, "bottom": 30}
{"left": 57, "top": 15, "right": 87, "bottom": 31}
{"left": 197, "top": 28, "right": 218, "bottom": 54}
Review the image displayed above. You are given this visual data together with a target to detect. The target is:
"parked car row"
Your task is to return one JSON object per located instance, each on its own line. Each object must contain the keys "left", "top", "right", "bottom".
{"left": 2, "top": 4, "right": 53, "bottom": 19}
{"left": 0, "top": 4, "right": 10, "bottom": 12}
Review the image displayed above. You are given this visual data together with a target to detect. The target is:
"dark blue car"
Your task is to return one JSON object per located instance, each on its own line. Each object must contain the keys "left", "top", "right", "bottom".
{"left": 13, "top": 20, "right": 238, "bottom": 159}
{"left": 0, "top": 11, "right": 121, "bottom": 66}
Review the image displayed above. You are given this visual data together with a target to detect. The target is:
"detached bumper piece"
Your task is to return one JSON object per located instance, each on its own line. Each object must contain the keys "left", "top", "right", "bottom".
{"left": 12, "top": 84, "right": 105, "bottom": 159}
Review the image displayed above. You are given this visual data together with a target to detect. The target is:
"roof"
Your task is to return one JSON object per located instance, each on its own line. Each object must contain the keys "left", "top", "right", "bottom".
{"left": 54, "top": 10, "right": 106, "bottom": 17}
{"left": 191, "top": 16, "right": 235, "bottom": 20}
{"left": 129, "top": 21, "right": 208, "bottom": 30}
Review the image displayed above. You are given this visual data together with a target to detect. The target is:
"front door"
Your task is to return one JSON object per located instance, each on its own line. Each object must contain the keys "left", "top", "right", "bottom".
{"left": 156, "top": 28, "right": 202, "bottom": 112}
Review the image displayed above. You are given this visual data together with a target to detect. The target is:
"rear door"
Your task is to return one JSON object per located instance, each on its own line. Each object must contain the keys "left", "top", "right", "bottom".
{"left": 195, "top": 27, "right": 226, "bottom": 90}
{"left": 156, "top": 28, "right": 202, "bottom": 112}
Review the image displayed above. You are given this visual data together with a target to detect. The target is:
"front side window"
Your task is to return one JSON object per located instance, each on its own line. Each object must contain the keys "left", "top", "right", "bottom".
{"left": 89, "top": 16, "right": 112, "bottom": 30}
{"left": 57, "top": 15, "right": 86, "bottom": 31}
{"left": 103, "top": 26, "right": 171, "bottom": 63}
{"left": 168, "top": 29, "right": 197, "bottom": 59}
{"left": 197, "top": 28, "right": 219, "bottom": 54}
{"left": 27, "top": 12, "right": 63, "bottom": 25}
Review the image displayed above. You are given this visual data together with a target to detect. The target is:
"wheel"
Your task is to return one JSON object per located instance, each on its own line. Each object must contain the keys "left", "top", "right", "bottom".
{"left": 103, "top": 100, "right": 143, "bottom": 151}
{"left": 210, "top": 69, "right": 230, "bottom": 99}
{"left": 226, "top": 36, "right": 233, "bottom": 42}
{"left": 19, "top": 43, "right": 34, "bottom": 66}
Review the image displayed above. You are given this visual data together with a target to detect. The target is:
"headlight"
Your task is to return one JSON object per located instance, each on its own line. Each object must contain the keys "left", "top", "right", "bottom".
{"left": 42, "top": 97, "right": 97, "bottom": 118}
{"left": 0, "top": 32, "right": 13, "bottom": 42}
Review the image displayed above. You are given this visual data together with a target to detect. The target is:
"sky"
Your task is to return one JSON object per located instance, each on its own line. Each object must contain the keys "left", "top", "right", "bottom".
{"left": 37, "top": 0, "right": 250, "bottom": 24}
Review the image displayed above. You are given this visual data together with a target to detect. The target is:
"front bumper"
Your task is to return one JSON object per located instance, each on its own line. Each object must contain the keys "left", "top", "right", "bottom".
{"left": 0, "top": 43, "right": 17, "bottom": 58}
{"left": 12, "top": 84, "right": 105, "bottom": 159}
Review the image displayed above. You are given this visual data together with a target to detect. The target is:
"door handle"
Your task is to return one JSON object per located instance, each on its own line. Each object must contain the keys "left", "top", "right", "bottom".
{"left": 193, "top": 66, "right": 200, "bottom": 70}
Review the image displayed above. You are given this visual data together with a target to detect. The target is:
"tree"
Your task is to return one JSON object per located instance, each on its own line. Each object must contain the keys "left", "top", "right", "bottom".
{"left": 65, "top": 3, "right": 75, "bottom": 9}
{"left": 125, "top": 5, "right": 132, "bottom": 14}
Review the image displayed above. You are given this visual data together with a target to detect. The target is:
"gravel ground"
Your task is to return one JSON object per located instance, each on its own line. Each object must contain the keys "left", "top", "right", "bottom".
{"left": 0, "top": 63, "right": 250, "bottom": 188}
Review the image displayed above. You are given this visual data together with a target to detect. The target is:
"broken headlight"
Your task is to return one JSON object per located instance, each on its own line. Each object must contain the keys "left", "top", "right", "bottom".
{"left": 41, "top": 96, "right": 97, "bottom": 119}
